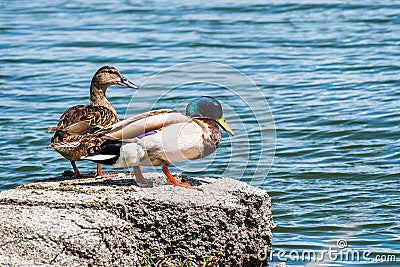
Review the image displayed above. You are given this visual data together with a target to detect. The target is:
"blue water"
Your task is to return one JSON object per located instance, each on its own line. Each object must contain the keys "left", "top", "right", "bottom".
{"left": 1, "top": 1, "right": 399, "bottom": 266}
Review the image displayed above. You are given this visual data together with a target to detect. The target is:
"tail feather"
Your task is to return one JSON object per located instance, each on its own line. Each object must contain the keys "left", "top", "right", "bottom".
{"left": 48, "top": 122, "right": 93, "bottom": 135}
{"left": 82, "top": 154, "right": 116, "bottom": 161}
{"left": 49, "top": 141, "right": 81, "bottom": 149}
{"left": 48, "top": 126, "right": 60, "bottom": 133}
{"left": 81, "top": 140, "right": 122, "bottom": 165}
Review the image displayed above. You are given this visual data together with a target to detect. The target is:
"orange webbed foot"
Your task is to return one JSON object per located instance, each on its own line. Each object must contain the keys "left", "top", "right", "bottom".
{"left": 162, "top": 165, "right": 196, "bottom": 189}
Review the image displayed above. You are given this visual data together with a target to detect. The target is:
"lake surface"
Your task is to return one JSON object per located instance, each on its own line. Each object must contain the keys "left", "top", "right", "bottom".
{"left": 1, "top": 0, "right": 399, "bottom": 266}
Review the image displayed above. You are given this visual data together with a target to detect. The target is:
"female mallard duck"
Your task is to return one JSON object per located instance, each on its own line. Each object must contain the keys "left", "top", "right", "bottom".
{"left": 80, "top": 96, "right": 234, "bottom": 188}
{"left": 48, "top": 66, "right": 139, "bottom": 177}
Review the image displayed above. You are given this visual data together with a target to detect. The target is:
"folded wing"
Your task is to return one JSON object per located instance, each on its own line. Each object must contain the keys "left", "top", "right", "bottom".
{"left": 100, "top": 110, "right": 193, "bottom": 140}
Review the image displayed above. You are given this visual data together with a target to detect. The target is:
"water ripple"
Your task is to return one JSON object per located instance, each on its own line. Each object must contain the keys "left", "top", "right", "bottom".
{"left": 1, "top": 0, "right": 399, "bottom": 266}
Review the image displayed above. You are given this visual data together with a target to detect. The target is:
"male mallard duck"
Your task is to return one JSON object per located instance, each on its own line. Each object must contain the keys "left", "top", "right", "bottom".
{"left": 81, "top": 96, "right": 234, "bottom": 188}
{"left": 48, "top": 66, "right": 139, "bottom": 177}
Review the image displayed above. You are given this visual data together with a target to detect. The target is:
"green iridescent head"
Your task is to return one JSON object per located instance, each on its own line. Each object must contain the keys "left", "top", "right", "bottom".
{"left": 186, "top": 96, "right": 234, "bottom": 136}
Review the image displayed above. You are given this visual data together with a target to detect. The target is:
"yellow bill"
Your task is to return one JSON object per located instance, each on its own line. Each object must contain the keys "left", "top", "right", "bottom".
{"left": 218, "top": 116, "right": 235, "bottom": 136}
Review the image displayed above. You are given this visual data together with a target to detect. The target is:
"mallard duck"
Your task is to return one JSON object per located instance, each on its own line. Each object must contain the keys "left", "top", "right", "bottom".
{"left": 80, "top": 96, "right": 234, "bottom": 188}
{"left": 48, "top": 66, "right": 139, "bottom": 177}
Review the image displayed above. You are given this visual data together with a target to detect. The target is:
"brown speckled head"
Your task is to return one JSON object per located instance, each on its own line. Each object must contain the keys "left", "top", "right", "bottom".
{"left": 89, "top": 66, "right": 138, "bottom": 108}
{"left": 91, "top": 66, "right": 138, "bottom": 91}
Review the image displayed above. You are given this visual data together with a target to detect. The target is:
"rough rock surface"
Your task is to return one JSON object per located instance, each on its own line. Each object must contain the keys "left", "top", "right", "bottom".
{"left": 0, "top": 172, "right": 274, "bottom": 266}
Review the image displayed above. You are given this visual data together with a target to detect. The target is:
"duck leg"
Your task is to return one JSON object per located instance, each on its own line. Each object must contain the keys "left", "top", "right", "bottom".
{"left": 96, "top": 163, "right": 103, "bottom": 177}
{"left": 70, "top": 160, "right": 94, "bottom": 178}
{"left": 133, "top": 166, "right": 151, "bottom": 187}
{"left": 95, "top": 164, "right": 119, "bottom": 178}
{"left": 162, "top": 165, "right": 193, "bottom": 189}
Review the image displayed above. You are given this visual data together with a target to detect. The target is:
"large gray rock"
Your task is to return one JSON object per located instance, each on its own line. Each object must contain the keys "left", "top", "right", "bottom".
{"left": 0, "top": 172, "right": 274, "bottom": 266}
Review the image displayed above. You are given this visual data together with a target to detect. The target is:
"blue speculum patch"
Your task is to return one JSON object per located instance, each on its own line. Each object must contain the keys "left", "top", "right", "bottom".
{"left": 137, "top": 130, "right": 158, "bottom": 139}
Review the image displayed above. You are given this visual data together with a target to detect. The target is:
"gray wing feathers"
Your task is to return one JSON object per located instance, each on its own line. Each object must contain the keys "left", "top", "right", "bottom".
{"left": 101, "top": 111, "right": 192, "bottom": 140}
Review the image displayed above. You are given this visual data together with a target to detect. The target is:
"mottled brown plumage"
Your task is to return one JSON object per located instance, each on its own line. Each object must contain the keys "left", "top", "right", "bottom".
{"left": 49, "top": 105, "right": 119, "bottom": 159}
{"left": 48, "top": 66, "right": 138, "bottom": 177}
